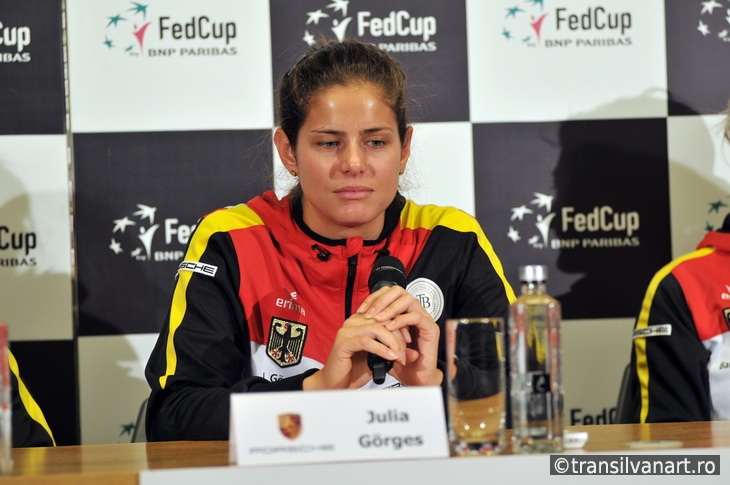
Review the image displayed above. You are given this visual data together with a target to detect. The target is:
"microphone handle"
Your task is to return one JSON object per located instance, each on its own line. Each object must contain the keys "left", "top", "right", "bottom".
{"left": 367, "top": 353, "right": 393, "bottom": 385}
{"left": 367, "top": 280, "right": 396, "bottom": 385}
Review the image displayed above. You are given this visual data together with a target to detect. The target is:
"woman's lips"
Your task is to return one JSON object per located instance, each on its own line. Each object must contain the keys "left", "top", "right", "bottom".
{"left": 334, "top": 187, "right": 373, "bottom": 200}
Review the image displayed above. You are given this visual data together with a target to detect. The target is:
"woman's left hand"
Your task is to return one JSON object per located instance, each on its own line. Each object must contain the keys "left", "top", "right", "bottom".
{"left": 356, "top": 286, "right": 443, "bottom": 386}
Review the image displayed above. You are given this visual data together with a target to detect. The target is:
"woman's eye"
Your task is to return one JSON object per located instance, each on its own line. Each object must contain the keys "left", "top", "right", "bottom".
{"left": 369, "top": 140, "right": 385, "bottom": 148}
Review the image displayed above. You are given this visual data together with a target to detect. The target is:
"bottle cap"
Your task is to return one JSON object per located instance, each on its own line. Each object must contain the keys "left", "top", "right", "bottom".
{"left": 518, "top": 265, "right": 547, "bottom": 282}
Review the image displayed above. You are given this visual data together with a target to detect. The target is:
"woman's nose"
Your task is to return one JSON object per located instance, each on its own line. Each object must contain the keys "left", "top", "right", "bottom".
{"left": 340, "top": 143, "right": 365, "bottom": 173}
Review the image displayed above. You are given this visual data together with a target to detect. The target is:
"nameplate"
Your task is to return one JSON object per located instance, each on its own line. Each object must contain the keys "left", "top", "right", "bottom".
{"left": 229, "top": 386, "right": 449, "bottom": 466}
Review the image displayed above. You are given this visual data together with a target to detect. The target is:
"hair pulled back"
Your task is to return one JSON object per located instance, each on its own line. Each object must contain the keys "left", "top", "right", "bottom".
{"left": 276, "top": 39, "right": 409, "bottom": 148}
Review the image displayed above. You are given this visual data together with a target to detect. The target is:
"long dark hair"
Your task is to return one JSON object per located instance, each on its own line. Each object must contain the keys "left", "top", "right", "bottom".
{"left": 276, "top": 39, "right": 410, "bottom": 149}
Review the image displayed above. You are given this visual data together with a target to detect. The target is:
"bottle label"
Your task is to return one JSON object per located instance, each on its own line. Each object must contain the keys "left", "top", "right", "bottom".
{"left": 528, "top": 372, "right": 550, "bottom": 429}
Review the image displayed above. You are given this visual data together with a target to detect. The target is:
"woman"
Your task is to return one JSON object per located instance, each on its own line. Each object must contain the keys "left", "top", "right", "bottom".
{"left": 145, "top": 39, "right": 514, "bottom": 441}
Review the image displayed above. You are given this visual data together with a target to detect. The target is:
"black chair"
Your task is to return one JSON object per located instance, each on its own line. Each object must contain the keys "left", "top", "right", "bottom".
{"left": 614, "top": 363, "right": 632, "bottom": 424}
{"left": 131, "top": 398, "right": 148, "bottom": 443}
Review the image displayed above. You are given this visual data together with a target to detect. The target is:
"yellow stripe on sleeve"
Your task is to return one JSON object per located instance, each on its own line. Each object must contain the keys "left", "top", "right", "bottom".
{"left": 400, "top": 201, "right": 516, "bottom": 303}
{"left": 159, "top": 204, "right": 265, "bottom": 389}
{"left": 7, "top": 350, "right": 56, "bottom": 446}
{"left": 634, "top": 247, "right": 714, "bottom": 423}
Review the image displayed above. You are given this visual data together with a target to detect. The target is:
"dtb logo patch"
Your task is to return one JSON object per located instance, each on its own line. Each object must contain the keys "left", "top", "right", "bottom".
{"left": 267, "top": 318, "right": 308, "bottom": 368}
{"left": 723, "top": 308, "right": 730, "bottom": 331}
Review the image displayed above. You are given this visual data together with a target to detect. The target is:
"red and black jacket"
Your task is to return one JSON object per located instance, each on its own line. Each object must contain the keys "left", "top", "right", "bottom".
{"left": 624, "top": 219, "right": 730, "bottom": 423}
{"left": 145, "top": 191, "right": 515, "bottom": 440}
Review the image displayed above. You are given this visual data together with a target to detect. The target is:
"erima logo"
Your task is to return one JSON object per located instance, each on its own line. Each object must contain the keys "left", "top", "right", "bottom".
{"left": 178, "top": 260, "right": 217, "bottom": 277}
{"left": 632, "top": 324, "right": 672, "bottom": 339}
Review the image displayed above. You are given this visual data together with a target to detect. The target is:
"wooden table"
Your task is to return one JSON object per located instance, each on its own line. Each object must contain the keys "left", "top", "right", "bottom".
{"left": 6, "top": 421, "right": 730, "bottom": 484}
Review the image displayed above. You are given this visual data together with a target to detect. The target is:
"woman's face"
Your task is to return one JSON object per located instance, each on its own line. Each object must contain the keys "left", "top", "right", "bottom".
{"left": 277, "top": 83, "right": 412, "bottom": 240}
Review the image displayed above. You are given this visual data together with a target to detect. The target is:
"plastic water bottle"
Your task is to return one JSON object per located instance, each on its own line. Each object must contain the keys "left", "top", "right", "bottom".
{"left": 509, "top": 265, "right": 563, "bottom": 453}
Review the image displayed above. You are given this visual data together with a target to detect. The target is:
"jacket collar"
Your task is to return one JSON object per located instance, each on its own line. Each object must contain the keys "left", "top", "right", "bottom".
{"left": 290, "top": 193, "right": 405, "bottom": 248}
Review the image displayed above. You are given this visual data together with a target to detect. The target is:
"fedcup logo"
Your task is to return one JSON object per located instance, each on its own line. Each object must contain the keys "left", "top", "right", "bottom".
{"left": 507, "top": 191, "right": 556, "bottom": 249}
{"left": 302, "top": 0, "right": 351, "bottom": 43}
{"left": 103, "top": 2, "right": 238, "bottom": 57}
{"left": 499, "top": 0, "right": 633, "bottom": 48}
{"left": 300, "top": 0, "right": 438, "bottom": 51}
{"left": 499, "top": 0, "right": 550, "bottom": 47}
{"left": 706, "top": 197, "right": 730, "bottom": 231}
{"left": 506, "top": 190, "right": 641, "bottom": 250}
{"left": 0, "top": 17, "right": 32, "bottom": 62}
{"left": 104, "top": 2, "right": 152, "bottom": 56}
{"left": 696, "top": 1, "right": 730, "bottom": 44}
{"left": 109, "top": 203, "right": 195, "bottom": 263}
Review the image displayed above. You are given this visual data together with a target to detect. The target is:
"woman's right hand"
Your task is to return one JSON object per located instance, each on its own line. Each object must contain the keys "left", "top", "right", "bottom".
{"left": 303, "top": 312, "right": 407, "bottom": 390}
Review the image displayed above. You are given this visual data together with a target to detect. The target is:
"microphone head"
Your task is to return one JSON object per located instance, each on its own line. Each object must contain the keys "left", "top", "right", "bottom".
{"left": 368, "top": 255, "right": 407, "bottom": 292}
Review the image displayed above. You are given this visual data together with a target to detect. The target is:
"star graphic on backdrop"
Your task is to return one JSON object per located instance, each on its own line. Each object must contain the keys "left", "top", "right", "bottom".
{"left": 506, "top": 6, "right": 524, "bottom": 18}
{"left": 726, "top": 9, "right": 730, "bottom": 24}
{"left": 113, "top": 217, "right": 136, "bottom": 233}
{"left": 327, "top": 0, "right": 349, "bottom": 16}
{"left": 104, "top": 37, "right": 114, "bottom": 48}
{"left": 530, "top": 192, "right": 553, "bottom": 212}
{"left": 720, "top": 29, "right": 728, "bottom": 39}
{"left": 120, "top": 423, "right": 135, "bottom": 437}
{"left": 109, "top": 239, "right": 123, "bottom": 254}
{"left": 535, "top": 213, "right": 555, "bottom": 247}
{"left": 131, "top": 247, "right": 143, "bottom": 258}
{"left": 525, "top": 0, "right": 544, "bottom": 9}
{"left": 709, "top": 200, "right": 728, "bottom": 213}
{"left": 701, "top": 0, "right": 723, "bottom": 15}
{"left": 306, "top": 9, "right": 329, "bottom": 25}
{"left": 698, "top": 20, "right": 710, "bottom": 36}
{"left": 507, "top": 226, "right": 521, "bottom": 242}
{"left": 502, "top": 27, "right": 512, "bottom": 40}
{"left": 511, "top": 205, "right": 533, "bottom": 221}
{"left": 127, "top": 2, "right": 148, "bottom": 19}
{"left": 530, "top": 13, "right": 549, "bottom": 41}
{"left": 706, "top": 221, "right": 716, "bottom": 231}
{"left": 302, "top": 30, "right": 315, "bottom": 46}
{"left": 133, "top": 204, "right": 156, "bottom": 224}
{"left": 107, "top": 14, "right": 126, "bottom": 27}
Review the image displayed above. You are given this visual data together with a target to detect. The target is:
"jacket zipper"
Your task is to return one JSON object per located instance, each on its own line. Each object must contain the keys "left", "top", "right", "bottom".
{"left": 344, "top": 255, "right": 358, "bottom": 319}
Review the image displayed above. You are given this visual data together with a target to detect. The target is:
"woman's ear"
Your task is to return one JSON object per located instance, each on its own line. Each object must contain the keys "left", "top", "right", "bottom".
{"left": 274, "top": 128, "right": 297, "bottom": 173}
{"left": 399, "top": 126, "right": 414, "bottom": 174}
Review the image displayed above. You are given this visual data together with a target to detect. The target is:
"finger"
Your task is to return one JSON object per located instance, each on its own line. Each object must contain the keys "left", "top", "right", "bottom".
{"left": 399, "top": 326, "right": 412, "bottom": 344}
{"left": 339, "top": 319, "right": 408, "bottom": 364}
{"left": 355, "top": 286, "right": 392, "bottom": 315}
{"left": 370, "top": 291, "right": 415, "bottom": 321}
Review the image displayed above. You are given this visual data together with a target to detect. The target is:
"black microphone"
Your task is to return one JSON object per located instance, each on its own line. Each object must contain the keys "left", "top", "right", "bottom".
{"left": 366, "top": 255, "right": 407, "bottom": 385}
